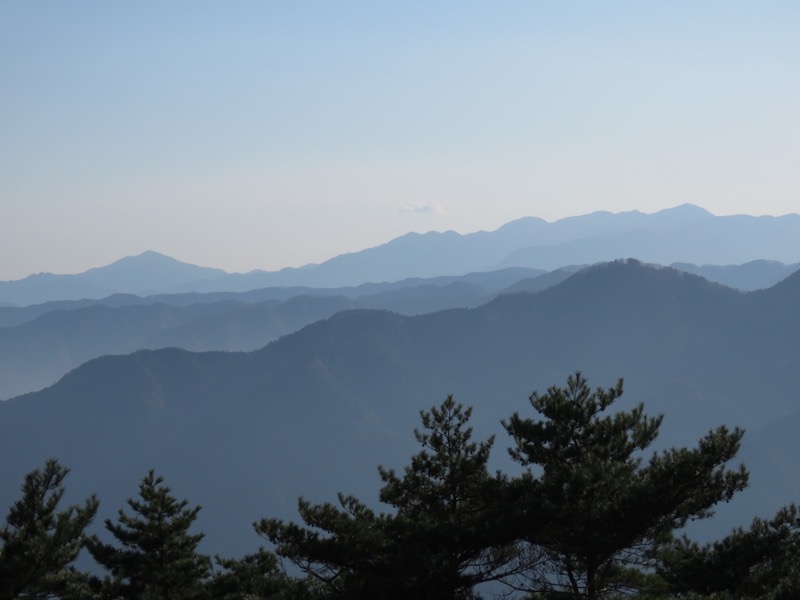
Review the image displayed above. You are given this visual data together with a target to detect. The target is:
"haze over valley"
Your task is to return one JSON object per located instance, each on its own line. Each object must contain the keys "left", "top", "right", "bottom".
{"left": 3, "top": 3, "right": 800, "bottom": 596}
{"left": 2, "top": 206, "right": 799, "bottom": 401}
{"left": 2, "top": 206, "right": 800, "bottom": 568}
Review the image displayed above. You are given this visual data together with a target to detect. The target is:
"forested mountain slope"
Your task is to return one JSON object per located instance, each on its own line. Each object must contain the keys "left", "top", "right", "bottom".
{"left": 1, "top": 260, "right": 798, "bottom": 557}
{"left": 0, "top": 270, "right": 554, "bottom": 400}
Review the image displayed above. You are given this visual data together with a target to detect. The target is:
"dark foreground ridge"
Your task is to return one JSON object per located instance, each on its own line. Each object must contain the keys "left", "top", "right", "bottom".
{"left": 4, "top": 374, "right": 796, "bottom": 599}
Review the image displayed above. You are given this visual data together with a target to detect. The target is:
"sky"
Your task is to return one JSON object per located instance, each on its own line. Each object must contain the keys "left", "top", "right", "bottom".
{"left": 1, "top": 2, "right": 799, "bottom": 280}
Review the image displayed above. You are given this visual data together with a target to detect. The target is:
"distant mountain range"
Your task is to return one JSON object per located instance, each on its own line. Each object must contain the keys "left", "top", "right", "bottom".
{"left": 2, "top": 261, "right": 799, "bottom": 558}
{"left": 0, "top": 251, "right": 229, "bottom": 306}
{"left": 0, "top": 268, "right": 572, "bottom": 400}
{"left": 2, "top": 204, "right": 799, "bottom": 305}
{"left": 3, "top": 257, "right": 799, "bottom": 401}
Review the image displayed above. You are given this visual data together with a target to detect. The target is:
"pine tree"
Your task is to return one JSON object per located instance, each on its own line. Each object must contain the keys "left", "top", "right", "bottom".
{"left": 257, "top": 396, "right": 517, "bottom": 600}
{"left": 502, "top": 372, "right": 749, "bottom": 599}
{"left": 87, "top": 470, "right": 211, "bottom": 599}
{"left": 658, "top": 503, "right": 800, "bottom": 599}
{"left": 0, "top": 459, "right": 98, "bottom": 600}
{"left": 258, "top": 493, "right": 392, "bottom": 599}
{"left": 377, "top": 396, "right": 523, "bottom": 598}
{"left": 210, "top": 548, "right": 306, "bottom": 599}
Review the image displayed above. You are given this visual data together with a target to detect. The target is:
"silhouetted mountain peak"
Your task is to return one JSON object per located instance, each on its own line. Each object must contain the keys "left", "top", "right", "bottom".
{"left": 489, "top": 260, "right": 738, "bottom": 319}
{"left": 0, "top": 252, "right": 231, "bottom": 305}
{"left": 98, "top": 250, "right": 176, "bottom": 269}
{"left": 83, "top": 251, "right": 226, "bottom": 279}
{"left": 494, "top": 216, "right": 549, "bottom": 233}
{"left": 654, "top": 203, "right": 714, "bottom": 220}
{"left": 562, "top": 259, "right": 734, "bottom": 296}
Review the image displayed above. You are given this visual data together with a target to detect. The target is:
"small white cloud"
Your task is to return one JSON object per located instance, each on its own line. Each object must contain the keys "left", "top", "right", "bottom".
{"left": 399, "top": 201, "right": 446, "bottom": 215}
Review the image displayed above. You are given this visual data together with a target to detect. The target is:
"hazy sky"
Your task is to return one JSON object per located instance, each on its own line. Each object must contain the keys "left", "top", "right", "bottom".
{"left": 2, "top": 2, "right": 798, "bottom": 280}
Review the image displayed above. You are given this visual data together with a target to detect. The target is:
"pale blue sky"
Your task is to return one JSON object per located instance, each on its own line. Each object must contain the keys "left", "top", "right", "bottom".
{"left": 2, "top": 2, "right": 799, "bottom": 279}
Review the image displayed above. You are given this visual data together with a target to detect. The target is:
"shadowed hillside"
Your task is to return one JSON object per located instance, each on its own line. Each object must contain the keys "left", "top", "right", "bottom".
{"left": 0, "top": 270, "right": 554, "bottom": 400}
{"left": 1, "top": 261, "right": 799, "bottom": 558}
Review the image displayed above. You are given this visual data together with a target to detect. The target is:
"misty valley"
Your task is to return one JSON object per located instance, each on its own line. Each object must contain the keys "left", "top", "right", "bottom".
{"left": 7, "top": 0, "right": 800, "bottom": 595}
{"left": 2, "top": 207, "right": 800, "bottom": 599}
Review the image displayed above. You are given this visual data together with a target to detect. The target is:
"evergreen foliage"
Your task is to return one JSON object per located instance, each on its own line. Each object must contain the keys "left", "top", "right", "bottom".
{"left": 210, "top": 548, "right": 306, "bottom": 600}
{"left": 258, "top": 395, "right": 517, "bottom": 599}
{"left": 658, "top": 503, "right": 800, "bottom": 599}
{"left": 0, "top": 459, "right": 98, "bottom": 600}
{"left": 378, "top": 397, "right": 525, "bottom": 597}
{"left": 259, "top": 493, "right": 391, "bottom": 598}
{"left": 5, "top": 374, "right": 797, "bottom": 599}
{"left": 86, "top": 470, "right": 211, "bottom": 599}
{"left": 502, "top": 373, "right": 749, "bottom": 599}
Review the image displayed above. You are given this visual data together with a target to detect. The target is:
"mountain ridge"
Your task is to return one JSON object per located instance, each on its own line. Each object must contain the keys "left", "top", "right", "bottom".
{"left": 2, "top": 260, "right": 798, "bottom": 556}
{"left": 2, "top": 261, "right": 799, "bottom": 400}
{"left": 4, "top": 204, "right": 800, "bottom": 304}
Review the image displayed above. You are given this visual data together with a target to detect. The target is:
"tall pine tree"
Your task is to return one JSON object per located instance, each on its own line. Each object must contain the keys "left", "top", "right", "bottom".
{"left": 0, "top": 459, "right": 98, "bottom": 600}
{"left": 87, "top": 470, "right": 211, "bottom": 600}
{"left": 502, "top": 372, "right": 748, "bottom": 599}
{"left": 377, "top": 397, "right": 523, "bottom": 598}
{"left": 258, "top": 396, "right": 518, "bottom": 600}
